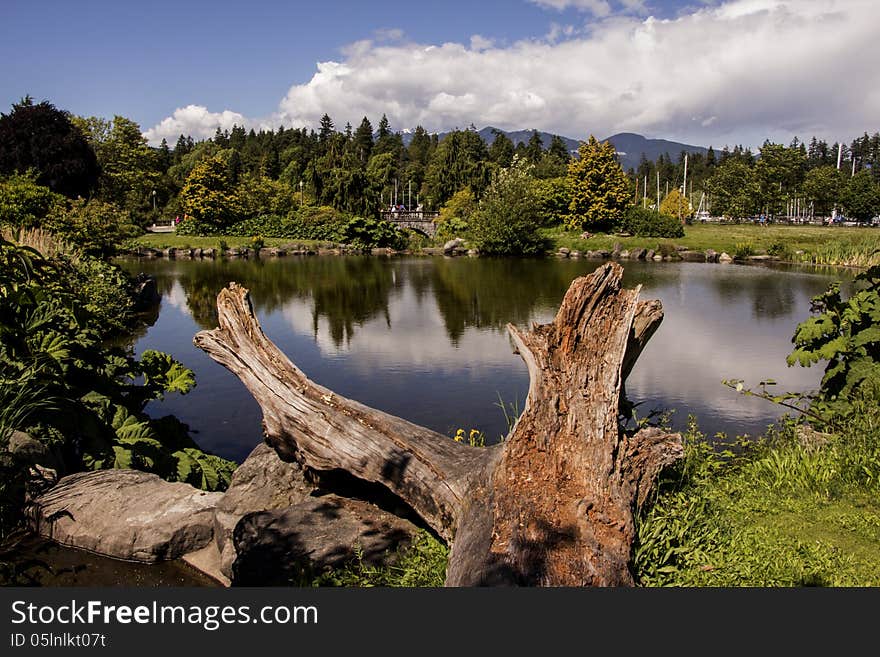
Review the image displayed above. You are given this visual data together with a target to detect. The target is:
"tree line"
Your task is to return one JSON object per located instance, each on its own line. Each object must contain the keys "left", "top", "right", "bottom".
{"left": 1, "top": 96, "right": 879, "bottom": 252}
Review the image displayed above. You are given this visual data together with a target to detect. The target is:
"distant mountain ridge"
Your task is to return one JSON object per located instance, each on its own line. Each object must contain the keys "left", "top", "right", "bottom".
{"left": 405, "top": 126, "right": 708, "bottom": 172}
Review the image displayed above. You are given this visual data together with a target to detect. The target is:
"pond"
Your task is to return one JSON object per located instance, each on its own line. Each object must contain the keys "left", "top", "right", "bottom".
{"left": 118, "top": 255, "right": 848, "bottom": 464}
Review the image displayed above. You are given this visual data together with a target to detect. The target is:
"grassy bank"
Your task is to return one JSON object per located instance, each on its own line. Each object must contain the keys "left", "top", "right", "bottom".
{"left": 128, "top": 223, "right": 880, "bottom": 269}
{"left": 545, "top": 223, "right": 880, "bottom": 268}
{"left": 126, "top": 233, "right": 332, "bottom": 251}
{"left": 633, "top": 408, "right": 880, "bottom": 586}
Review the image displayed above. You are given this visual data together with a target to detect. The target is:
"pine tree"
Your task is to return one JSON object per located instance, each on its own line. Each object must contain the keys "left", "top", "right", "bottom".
{"left": 353, "top": 117, "right": 374, "bottom": 164}
{"left": 525, "top": 130, "right": 544, "bottom": 164}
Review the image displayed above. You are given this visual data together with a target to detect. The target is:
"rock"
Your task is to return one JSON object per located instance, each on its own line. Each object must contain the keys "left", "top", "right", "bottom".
{"left": 182, "top": 542, "right": 230, "bottom": 587}
{"left": 746, "top": 254, "right": 773, "bottom": 261}
{"left": 443, "top": 238, "right": 464, "bottom": 254}
{"left": 569, "top": 250, "right": 582, "bottom": 259}
{"left": 796, "top": 425, "right": 832, "bottom": 449}
{"left": 9, "top": 431, "right": 63, "bottom": 473}
{"left": 140, "top": 247, "right": 159, "bottom": 258}
{"left": 557, "top": 247, "right": 571, "bottom": 258}
{"left": 586, "top": 250, "right": 611, "bottom": 259}
{"left": 29, "top": 470, "right": 221, "bottom": 563}
{"left": 421, "top": 247, "right": 446, "bottom": 256}
{"left": 132, "top": 274, "right": 160, "bottom": 311}
{"left": 202, "top": 248, "right": 216, "bottom": 258}
{"left": 579, "top": 231, "right": 593, "bottom": 240}
{"left": 161, "top": 248, "right": 173, "bottom": 259}
{"left": 645, "top": 249, "right": 655, "bottom": 261}
{"left": 619, "top": 250, "right": 630, "bottom": 259}
{"left": 232, "top": 494, "right": 419, "bottom": 585}
{"left": 630, "top": 248, "right": 647, "bottom": 260}
{"left": 226, "top": 248, "right": 241, "bottom": 257}
{"left": 192, "top": 248, "right": 203, "bottom": 259}
{"left": 652, "top": 254, "right": 663, "bottom": 261}
{"left": 674, "top": 245, "right": 688, "bottom": 252}
{"left": 678, "top": 250, "right": 706, "bottom": 262}
{"left": 612, "top": 242, "right": 622, "bottom": 257}
{"left": 466, "top": 249, "right": 480, "bottom": 257}
{"left": 705, "top": 249, "right": 719, "bottom": 263}
{"left": 213, "top": 443, "right": 314, "bottom": 578}
{"left": 719, "top": 252, "right": 733, "bottom": 263}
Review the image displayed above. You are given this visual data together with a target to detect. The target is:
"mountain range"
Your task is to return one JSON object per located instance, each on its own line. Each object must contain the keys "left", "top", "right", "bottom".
{"left": 406, "top": 126, "right": 708, "bottom": 172}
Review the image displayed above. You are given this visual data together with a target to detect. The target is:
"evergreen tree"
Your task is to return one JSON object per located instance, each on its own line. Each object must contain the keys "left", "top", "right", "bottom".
{"left": 353, "top": 117, "right": 374, "bottom": 164}
{"left": 318, "top": 114, "right": 335, "bottom": 143}
{"left": 525, "top": 130, "right": 544, "bottom": 164}
{"left": 566, "top": 135, "right": 631, "bottom": 231}
{"left": 489, "top": 130, "right": 514, "bottom": 168}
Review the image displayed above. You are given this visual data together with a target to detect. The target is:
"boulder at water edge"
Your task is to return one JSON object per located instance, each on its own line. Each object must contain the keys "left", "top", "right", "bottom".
{"left": 29, "top": 470, "right": 221, "bottom": 562}
{"left": 213, "top": 442, "right": 315, "bottom": 578}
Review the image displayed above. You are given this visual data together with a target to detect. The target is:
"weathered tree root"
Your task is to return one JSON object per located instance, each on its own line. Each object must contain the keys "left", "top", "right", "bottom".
{"left": 195, "top": 262, "right": 682, "bottom": 586}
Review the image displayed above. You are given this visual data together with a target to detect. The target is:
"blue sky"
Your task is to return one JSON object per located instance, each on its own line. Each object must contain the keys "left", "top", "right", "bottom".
{"left": 2, "top": 0, "right": 876, "bottom": 148}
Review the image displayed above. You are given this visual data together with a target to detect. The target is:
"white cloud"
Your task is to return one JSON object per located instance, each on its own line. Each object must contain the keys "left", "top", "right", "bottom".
{"left": 144, "top": 0, "right": 879, "bottom": 148}
{"left": 143, "top": 104, "right": 250, "bottom": 144}
{"left": 530, "top": 0, "right": 613, "bottom": 16}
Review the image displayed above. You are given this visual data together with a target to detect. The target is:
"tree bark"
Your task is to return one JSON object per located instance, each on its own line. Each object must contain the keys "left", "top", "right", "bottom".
{"left": 194, "top": 262, "right": 682, "bottom": 586}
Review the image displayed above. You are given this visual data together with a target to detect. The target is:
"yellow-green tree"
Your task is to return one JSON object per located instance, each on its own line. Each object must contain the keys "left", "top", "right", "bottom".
{"left": 179, "top": 153, "right": 241, "bottom": 233}
{"left": 566, "top": 135, "right": 631, "bottom": 231}
{"left": 659, "top": 187, "right": 692, "bottom": 222}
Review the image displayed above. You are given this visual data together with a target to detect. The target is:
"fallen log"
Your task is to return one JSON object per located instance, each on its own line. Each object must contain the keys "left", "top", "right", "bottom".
{"left": 194, "top": 262, "right": 682, "bottom": 586}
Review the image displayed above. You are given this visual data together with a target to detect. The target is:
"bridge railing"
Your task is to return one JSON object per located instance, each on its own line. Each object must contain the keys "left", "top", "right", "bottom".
{"left": 380, "top": 211, "right": 439, "bottom": 222}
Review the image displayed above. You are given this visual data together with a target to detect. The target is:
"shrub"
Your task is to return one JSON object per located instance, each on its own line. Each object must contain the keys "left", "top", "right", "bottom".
{"left": 470, "top": 157, "right": 547, "bottom": 256}
{"left": 0, "top": 235, "right": 235, "bottom": 533}
{"left": 619, "top": 206, "right": 684, "bottom": 238}
{"left": 226, "top": 215, "right": 287, "bottom": 238}
{"left": 341, "top": 217, "right": 404, "bottom": 249}
{"left": 734, "top": 241, "right": 755, "bottom": 258}
{"left": 436, "top": 188, "right": 477, "bottom": 239}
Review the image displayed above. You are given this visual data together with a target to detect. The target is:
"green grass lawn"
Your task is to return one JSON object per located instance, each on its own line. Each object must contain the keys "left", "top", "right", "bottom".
{"left": 126, "top": 233, "right": 333, "bottom": 250}
{"left": 545, "top": 223, "right": 880, "bottom": 267}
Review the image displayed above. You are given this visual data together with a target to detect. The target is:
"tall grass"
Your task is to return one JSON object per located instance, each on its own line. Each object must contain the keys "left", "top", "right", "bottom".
{"left": 1, "top": 227, "right": 78, "bottom": 261}
{"left": 804, "top": 234, "right": 880, "bottom": 268}
{"left": 633, "top": 402, "right": 880, "bottom": 586}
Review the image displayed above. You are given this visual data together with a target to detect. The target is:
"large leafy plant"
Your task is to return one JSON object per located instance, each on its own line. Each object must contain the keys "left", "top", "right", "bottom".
{"left": 0, "top": 236, "right": 234, "bottom": 492}
{"left": 787, "top": 264, "right": 880, "bottom": 422}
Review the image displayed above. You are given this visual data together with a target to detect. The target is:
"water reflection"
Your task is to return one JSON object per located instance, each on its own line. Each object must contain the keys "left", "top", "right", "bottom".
{"left": 120, "top": 256, "right": 848, "bottom": 463}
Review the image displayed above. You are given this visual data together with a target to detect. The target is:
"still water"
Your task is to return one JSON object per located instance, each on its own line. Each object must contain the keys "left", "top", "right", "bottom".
{"left": 119, "top": 256, "right": 847, "bottom": 464}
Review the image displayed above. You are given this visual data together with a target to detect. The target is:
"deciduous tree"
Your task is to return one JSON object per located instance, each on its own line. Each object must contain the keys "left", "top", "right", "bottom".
{"left": 0, "top": 98, "right": 98, "bottom": 198}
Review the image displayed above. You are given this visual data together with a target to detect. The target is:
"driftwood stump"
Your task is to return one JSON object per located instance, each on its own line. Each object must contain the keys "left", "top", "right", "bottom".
{"left": 194, "top": 262, "right": 682, "bottom": 586}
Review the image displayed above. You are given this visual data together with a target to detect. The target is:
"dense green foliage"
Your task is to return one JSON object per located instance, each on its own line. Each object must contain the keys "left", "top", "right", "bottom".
{"left": 617, "top": 206, "right": 684, "bottom": 238}
{"left": 0, "top": 173, "right": 141, "bottom": 256}
{"left": 0, "top": 98, "right": 99, "bottom": 198}
{"left": 469, "top": 157, "right": 546, "bottom": 256}
{"left": 786, "top": 265, "right": 880, "bottom": 423}
{"left": 0, "top": 236, "right": 235, "bottom": 535}
{"left": 566, "top": 135, "right": 632, "bottom": 231}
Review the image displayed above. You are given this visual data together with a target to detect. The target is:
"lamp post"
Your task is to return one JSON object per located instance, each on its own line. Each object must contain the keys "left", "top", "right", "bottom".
{"left": 299, "top": 180, "right": 304, "bottom": 206}
{"left": 151, "top": 189, "right": 156, "bottom": 212}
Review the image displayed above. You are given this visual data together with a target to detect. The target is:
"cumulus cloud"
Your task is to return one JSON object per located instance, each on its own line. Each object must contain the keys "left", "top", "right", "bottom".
{"left": 145, "top": 0, "right": 878, "bottom": 148}
{"left": 143, "top": 104, "right": 251, "bottom": 144}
